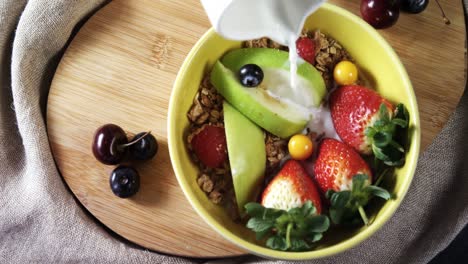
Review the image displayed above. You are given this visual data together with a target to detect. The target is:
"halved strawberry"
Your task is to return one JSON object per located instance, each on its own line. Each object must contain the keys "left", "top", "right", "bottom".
{"left": 245, "top": 160, "right": 329, "bottom": 251}
{"left": 261, "top": 159, "right": 322, "bottom": 214}
{"left": 189, "top": 125, "right": 227, "bottom": 168}
{"left": 296, "top": 37, "right": 316, "bottom": 65}
{"left": 314, "top": 138, "right": 390, "bottom": 225}
{"left": 330, "top": 85, "right": 409, "bottom": 166}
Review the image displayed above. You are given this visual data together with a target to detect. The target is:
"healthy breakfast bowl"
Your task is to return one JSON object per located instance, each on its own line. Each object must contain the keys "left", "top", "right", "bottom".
{"left": 168, "top": 3, "right": 420, "bottom": 260}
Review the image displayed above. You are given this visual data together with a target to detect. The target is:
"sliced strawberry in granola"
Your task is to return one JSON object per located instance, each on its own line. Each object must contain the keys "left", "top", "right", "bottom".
{"left": 189, "top": 125, "right": 228, "bottom": 168}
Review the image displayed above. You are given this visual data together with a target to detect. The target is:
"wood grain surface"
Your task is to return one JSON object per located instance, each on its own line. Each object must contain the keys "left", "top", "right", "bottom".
{"left": 47, "top": 0, "right": 466, "bottom": 258}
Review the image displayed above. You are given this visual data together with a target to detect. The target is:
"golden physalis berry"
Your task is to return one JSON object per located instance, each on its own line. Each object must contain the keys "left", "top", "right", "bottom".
{"left": 334, "top": 61, "right": 358, "bottom": 85}
{"left": 288, "top": 134, "right": 313, "bottom": 160}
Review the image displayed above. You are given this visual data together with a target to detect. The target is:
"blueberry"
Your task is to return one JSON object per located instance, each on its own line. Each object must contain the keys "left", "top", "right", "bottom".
{"left": 110, "top": 165, "right": 140, "bottom": 198}
{"left": 400, "top": 0, "right": 428, "bottom": 14}
{"left": 129, "top": 132, "right": 158, "bottom": 160}
{"left": 239, "top": 64, "right": 264, "bottom": 87}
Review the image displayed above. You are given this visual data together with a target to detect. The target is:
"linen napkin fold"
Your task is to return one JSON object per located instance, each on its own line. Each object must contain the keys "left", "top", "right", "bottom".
{"left": 0, "top": 0, "right": 466, "bottom": 263}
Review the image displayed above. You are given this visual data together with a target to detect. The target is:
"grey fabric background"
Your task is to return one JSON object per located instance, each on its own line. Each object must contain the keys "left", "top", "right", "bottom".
{"left": 0, "top": 0, "right": 466, "bottom": 263}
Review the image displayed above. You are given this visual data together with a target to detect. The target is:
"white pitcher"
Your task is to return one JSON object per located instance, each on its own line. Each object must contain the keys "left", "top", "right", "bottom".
{"left": 200, "top": 0, "right": 326, "bottom": 46}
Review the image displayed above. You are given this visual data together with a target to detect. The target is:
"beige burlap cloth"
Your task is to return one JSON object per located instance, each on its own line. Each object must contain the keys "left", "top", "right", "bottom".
{"left": 1, "top": 1, "right": 467, "bottom": 263}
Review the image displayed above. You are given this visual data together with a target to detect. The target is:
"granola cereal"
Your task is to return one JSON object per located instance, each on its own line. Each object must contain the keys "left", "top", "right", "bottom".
{"left": 309, "top": 30, "right": 354, "bottom": 90}
{"left": 186, "top": 75, "right": 233, "bottom": 206}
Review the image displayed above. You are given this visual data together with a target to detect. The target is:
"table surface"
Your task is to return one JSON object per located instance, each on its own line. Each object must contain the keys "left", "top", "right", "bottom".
{"left": 46, "top": 0, "right": 466, "bottom": 258}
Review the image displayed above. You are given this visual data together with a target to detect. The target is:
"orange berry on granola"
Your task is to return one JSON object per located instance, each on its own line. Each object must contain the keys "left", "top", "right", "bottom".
{"left": 333, "top": 61, "right": 358, "bottom": 85}
{"left": 288, "top": 134, "right": 313, "bottom": 160}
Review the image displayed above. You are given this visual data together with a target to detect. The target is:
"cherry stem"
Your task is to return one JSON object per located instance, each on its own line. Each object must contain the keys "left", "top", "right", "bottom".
{"left": 434, "top": 0, "right": 451, "bottom": 25}
{"left": 121, "top": 131, "right": 152, "bottom": 148}
{"left": 358, "top": 206, "right": 370, "bottom": 226}
{"left": 110, "top": 137, "right": 117, "bottom": 156}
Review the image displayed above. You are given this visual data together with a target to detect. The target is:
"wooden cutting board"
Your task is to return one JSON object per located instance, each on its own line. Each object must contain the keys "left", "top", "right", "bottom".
{"left": 47, "top": 0, "right": 466, "bottom": 258}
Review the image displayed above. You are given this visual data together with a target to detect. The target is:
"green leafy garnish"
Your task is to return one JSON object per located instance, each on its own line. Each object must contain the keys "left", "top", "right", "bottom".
{"left": 326, "top": 174, "right": 391, "bottom": 225}
{"left": 365, "top": 103, "right": 409, "bottom": 167}
{"left": 244, "top": 201, "right": 330, "bottom": 251}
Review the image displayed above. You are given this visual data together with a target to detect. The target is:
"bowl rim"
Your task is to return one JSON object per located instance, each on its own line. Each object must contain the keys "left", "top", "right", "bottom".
{"left": 168, "top": 2, "right": 421, "bottom": 260}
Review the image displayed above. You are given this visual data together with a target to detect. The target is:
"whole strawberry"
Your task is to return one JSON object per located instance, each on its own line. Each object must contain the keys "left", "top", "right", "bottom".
{"left": 245, "top": 160, "right": 329, "bottom": 251}
{"left": 330, "top": 85, "right": 409, "bottom": 166}
{"left": 314, "top": 139, "right": 391, "bottom": 225}
{"left": 296, "top": 37, "right": 316, "bottom": 64}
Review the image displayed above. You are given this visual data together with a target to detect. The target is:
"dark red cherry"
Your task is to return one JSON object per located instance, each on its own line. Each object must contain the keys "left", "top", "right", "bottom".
{"left": 92, "top": 124, "right": 128, "bottom": 165}
{"left": 360, "top": 0, "right": 400, "bottom": 29}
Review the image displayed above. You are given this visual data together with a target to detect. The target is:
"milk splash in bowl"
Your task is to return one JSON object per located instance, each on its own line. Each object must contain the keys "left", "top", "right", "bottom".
{"left": 200, "top": 0, "right": 336, "bottom": 138}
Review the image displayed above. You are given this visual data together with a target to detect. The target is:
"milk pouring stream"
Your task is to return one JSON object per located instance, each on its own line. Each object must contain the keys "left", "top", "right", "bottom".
{"left": 200, "top": 0, "right": 339, "bottom": 140}
{"left": 200, "top": 0, "right": 325, "bottom": 86}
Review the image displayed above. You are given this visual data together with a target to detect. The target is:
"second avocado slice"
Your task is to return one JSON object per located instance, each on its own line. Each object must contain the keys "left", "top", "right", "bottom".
{"left": 224, "top": 102, "right": 265, "bottom": 214}
{"left": 211, "top": 48, "right": 326, "bottom": 138}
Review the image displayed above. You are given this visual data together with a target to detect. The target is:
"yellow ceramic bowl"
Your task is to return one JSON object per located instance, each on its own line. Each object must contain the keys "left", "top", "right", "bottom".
{"left": 168, "top": 3, "right": 420, "bottom": 260}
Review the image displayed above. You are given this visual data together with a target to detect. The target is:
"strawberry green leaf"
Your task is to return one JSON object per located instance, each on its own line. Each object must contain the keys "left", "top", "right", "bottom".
{"left": 329, "top": 208, "right": 344, "bottom": 224}
{"left": 365, "top": 185, "right": 391, "bottom": 200}
{"left": 327, "top": 174, "right": 393, "bottom": 225}
{"left": 395, "top": 103, "right": 409, "bottom": 124}
{"left": 245, "top": 202, "right": 330, "bottom": 251}
{"left": 300, "top": 200, "right": 316, "bottom": 217}
{"left": 309, "top": 233, "right": 323, "bottom": 243}
{"left": 384, "top": 159, "right": 405, "bottom": 167}
{"left": 290, "top": 238, "right": 310, "bottom": 251}
{"left": 389, "top": 140, "right": 404, "bottom": 152}
{"left": 255, "top": 229, "right": 271, "bottom": 240}
{"left": 275, "top": 213, "right": 291, "bottom": 229}
{"left": 244, "top": 203, "right": 265, "bottom": 217}
{"left": 246, "top": 217, "right": 275, "bottom": 232}
{"left": 392, "top": 118, "right": 407, "bottom": 128}
{"left": 267, "top": 235, "right": 288, "bottom": 251}
{"left": 288, "top": 207, "right": 304, "bottom": 218}
{"left": 380, "top": 145, "right": 405, "bottom": 166}
{"left": 365, "top": 126, "right": 377, "bottom": 138}
{"left": 304, "top": 215, "right": 330, "bottom": 233}
{"left": 292, "top": 221, "right": 309, "bottom": 235}
{"left": 373, "top": 131, "right": 392, "bottom": 147}
{"left": 330, "top": 190, "right": 351, "bottom": 208}
{"left": 244, "top": 202, "right": 282, "bottom": 219}
{"left": 352, "top": 174, "right": 369, "bottom": 193}
{"left": 378, "top": 103, "right": 390, "bottom": 122}
{"left": 372, "top": 120, "right": 386, "bottom": 129}
{"left": 368, "top": 103, "right": 409, "bottom": 167}
{"left": 325, "top": 189, "right": 336, "bottom": 199}
{"left": 372, "top": 145, "right": 390, "bottom": 161}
